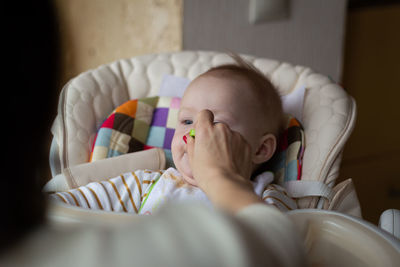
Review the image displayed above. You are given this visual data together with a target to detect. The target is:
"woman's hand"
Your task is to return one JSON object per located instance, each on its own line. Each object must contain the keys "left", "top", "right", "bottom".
{"left": 186, "top": 110, "right": 263, "bottom": 213}
{"left": 186, "top": 110, "right": 252, "bottom": 183}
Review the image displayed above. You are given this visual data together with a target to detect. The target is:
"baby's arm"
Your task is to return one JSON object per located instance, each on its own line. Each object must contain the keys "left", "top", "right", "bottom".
{"left": 50, "top": 170, "right": 160, "bottom": 213}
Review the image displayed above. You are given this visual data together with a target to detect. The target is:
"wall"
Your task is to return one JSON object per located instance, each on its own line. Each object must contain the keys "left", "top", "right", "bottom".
{"left": 339, "top": 4, "right": 400, "bottom": 224}
{"left": 183, "top": 0, "right": 347, "bottom": 82}
{"left": 54, "top": 0, "right": 182, "bottom": 87}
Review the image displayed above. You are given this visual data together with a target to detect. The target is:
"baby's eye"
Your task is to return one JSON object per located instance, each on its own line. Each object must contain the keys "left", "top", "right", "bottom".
{"left": 181, "top": 119, "right": 193, "bottom": 125}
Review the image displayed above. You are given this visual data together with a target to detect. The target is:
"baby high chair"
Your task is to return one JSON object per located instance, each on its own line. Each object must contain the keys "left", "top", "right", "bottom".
{"left": 47, "top": 51, "right": 399, "bottom": 264}
{"left": 49, "top": 50, "right": 359, "bottom": 214}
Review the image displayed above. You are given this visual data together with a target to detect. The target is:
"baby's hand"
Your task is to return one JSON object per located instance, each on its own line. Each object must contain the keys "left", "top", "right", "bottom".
{"left": 186, "top": 110, "right": 253, "bottom": 189}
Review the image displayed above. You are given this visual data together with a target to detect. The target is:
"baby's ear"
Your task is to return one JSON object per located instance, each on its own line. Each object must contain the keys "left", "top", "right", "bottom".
{"left": 252, "top": 133, "right": 277, "bottom": 164}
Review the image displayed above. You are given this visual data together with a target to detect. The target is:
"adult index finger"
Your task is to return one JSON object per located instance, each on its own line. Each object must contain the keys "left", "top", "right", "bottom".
{"left": 194, "top": 109, "right": 214, "bottom": 130}
{"left": 187, "top": 109, "right": 214, "bottom": 161}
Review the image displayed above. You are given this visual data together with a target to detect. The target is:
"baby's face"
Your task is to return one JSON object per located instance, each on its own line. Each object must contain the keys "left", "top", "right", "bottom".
{"left": 171, "top": 75, "right": 264, "bottom": 186}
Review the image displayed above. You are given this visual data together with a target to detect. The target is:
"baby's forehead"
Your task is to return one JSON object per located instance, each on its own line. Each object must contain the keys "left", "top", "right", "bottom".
{"left": 181, "top": 77, "right": 261, "bottom": 112}
{"left": 183, "top": 76, "right": 244, "bottom": 102}
{"left": 190, "top": 71, "right": 252, "bottom": 90}
{"left": 191, "top": 73, "right": 261, "bottom": 101}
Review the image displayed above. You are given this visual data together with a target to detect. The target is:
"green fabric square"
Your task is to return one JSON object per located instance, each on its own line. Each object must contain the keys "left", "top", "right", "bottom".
{"left": 139, "top": 96, "right": 159, "bottom": 107}
{"left": 132, "top": 119, "right": 150, "bottom": 143}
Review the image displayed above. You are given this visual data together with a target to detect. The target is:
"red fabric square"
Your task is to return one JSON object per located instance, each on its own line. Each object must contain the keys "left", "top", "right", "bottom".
{"left": 101, "top": 113, "right": 115, "bottom": 129}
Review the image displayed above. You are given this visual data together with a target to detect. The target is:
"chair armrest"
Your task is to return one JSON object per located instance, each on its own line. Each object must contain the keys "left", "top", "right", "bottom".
{"left": 379, "top": 209, "right": 400, "bottom": 239}
{"left": 44, "top": 148, "right": 166, "bottom": 192}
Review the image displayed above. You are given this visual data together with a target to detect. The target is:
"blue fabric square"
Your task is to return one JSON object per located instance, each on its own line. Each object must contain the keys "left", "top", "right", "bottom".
{"left": 108, "top": 149, "right": 123, "bottom": 158}
{"left": 285, "top": 160, "right": 298, "bottom": 182}
{"left": 146, "top": 126, "right": 166, "bottom": 147}
{"left": 95, "top": 128, "right": 112, "bottom": 147}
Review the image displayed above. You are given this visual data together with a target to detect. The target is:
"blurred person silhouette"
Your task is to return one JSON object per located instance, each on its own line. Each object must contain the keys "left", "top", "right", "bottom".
{"left": 0, "top": 1, "right": 307, "bottom": 266}
{"left": 1, "top": 0, "right": 59, "bottom": 251}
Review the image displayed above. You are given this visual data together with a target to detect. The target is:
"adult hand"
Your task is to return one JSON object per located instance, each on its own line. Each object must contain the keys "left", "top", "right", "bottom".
{"left": 186, "top": 110, "right": 252, "bottom": 182}
{"left": 186, "top": 110, "right": 263, "bottom": 212}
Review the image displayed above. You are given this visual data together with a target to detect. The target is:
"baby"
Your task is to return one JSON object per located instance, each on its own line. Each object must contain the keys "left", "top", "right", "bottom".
{"left": 51, "top": 56, "right": 297, "bottom": 214}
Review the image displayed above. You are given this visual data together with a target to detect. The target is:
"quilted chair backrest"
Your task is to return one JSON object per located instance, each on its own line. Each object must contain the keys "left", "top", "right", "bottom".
{"left": 51, "top": 51, "right": 356, "bottom": 209}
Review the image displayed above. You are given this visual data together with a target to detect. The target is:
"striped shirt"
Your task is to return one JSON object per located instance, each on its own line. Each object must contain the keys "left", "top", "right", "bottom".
{"left": 50, "top": 168, "right": 297, "bottom": 214}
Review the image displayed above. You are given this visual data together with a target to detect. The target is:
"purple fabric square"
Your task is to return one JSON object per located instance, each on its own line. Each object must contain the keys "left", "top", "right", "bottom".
{"left": 151, "top": 108, "right": 169, "bottom": 127}
{"left": 163, "top": 128, "right": 175, "bottom": 149}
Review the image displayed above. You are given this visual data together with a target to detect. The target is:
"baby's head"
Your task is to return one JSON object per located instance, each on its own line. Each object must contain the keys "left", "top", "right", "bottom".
{"left": 171, "top": 55, "right": 283, "bottom": 186}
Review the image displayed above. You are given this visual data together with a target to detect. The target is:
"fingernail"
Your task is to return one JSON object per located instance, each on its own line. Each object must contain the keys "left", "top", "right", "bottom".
{"left": 183, "top": 135, "right": 187, "bottom": 144}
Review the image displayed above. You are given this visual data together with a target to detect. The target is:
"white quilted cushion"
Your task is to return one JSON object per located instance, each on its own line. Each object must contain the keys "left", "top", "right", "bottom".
{"left": 52, "top": 51, "right": 356, "bottom": 199}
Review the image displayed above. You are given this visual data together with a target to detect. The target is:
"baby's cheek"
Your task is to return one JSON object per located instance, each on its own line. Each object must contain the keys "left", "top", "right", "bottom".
{"left": 171, "top": 133, "right": 182, "bottom": 154}
{"left": 235, "top": 128, "right": 258, "bottom": 153}
{"left": 171, "top": 135, "right": 178, "bottom": 152}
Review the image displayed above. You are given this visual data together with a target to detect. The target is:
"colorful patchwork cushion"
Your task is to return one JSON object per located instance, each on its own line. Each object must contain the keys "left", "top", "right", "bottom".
{"left": 90, "top": 96, "right": 180, "bottom": 167}
{"left": 90, "top": 97, "right": 159, "bottom": 161}
{"left": 265, "top": 115, "right": 305, "bottom": 185}
{"left": 91, "top": 97, "right": 305, "bottom": 182}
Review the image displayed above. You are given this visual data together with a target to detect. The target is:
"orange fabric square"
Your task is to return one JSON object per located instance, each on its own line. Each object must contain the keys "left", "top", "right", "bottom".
{"left": 115, "top": 100, "right": 138, "bottom": 118}
{"left": 288, "top": 117, "right": 300, "bottom": 127}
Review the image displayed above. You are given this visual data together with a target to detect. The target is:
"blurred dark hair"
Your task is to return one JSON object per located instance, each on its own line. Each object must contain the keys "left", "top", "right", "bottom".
{"left": 1, "top": 0, "right": 59, "bottom": 251}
